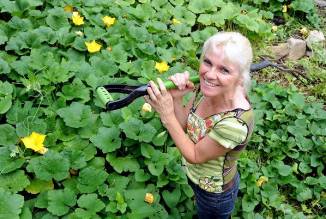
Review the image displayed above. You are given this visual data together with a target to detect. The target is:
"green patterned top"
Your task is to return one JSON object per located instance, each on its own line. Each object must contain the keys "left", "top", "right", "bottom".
{"left": 182, "top": 90, "right": 254, "bottom": 193}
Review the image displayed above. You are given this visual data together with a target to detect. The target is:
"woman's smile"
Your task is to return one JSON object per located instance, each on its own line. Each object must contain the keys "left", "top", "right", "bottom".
{"left": 203, "top": 79, "right": 219, "bottom": 87}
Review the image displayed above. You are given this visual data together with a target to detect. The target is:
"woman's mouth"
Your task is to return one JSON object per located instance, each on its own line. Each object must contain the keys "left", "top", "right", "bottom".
{"left": 204, "top": 79, "right": 218, "bottom": 87}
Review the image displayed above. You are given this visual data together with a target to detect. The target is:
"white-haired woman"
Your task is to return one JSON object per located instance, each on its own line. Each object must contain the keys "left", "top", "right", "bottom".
{"left": 145, "top": 32, "right": 254, "bottom": 219}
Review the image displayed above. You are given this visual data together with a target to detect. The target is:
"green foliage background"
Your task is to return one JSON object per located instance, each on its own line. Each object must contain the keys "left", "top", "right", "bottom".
{"left": 0, "top": 0, "right": 325, "bottom": 218}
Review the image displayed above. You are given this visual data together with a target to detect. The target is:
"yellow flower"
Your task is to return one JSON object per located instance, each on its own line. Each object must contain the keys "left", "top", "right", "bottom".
{"left": 64, "top": 5, "right": 73, "bottom": 12}
{"left": 272, "top": 25, "right": 278, "bottom": 32}
{"left": 256, "top": 176, "right": 268, "bottom": 187}
{"left": 155, "top": 61, "right": 169, "bottom": 73}
{"left": 75, "top": 31, "right": 84, "bottom": 36}
{"left": 85, "top": 40, "right": 102, "bottom": 53}
{"left": 144, "top": 193, "right": 154, "bottom": 204}
{"left": 71, "top": 11, "right": 84, "bottom": 26}
{"left": 300, "top": 27, "right": 309, "bottom": 37}
{"left": 282, "top": 5, "right": 287, "bottom": 13}
{"left": 107, "top": 47, "right": 112, "bottom": 51}
{"left": 172, "top": 18, "right": 181, "bottom": 25}
{"left": 142, "top": 103, "right": 152, "bottom": 113}
{"left": 102, "top": 16, "right": 116, "bottom": 28}
{"left": 21, "top": 132, "right": 48, "bottom": 154}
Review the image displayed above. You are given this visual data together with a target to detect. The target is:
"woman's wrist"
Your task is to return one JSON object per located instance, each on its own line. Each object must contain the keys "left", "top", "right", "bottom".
{"left": 161, "top": 113, "right": 177, "bottom": 127}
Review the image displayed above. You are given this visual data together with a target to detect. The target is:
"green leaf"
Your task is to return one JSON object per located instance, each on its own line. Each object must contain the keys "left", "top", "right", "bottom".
{"left": 213, "top": 2, "right": 240, "bottom": 27}
{"left": 242, "top": 194, "right": 259, "bottom": 212}
{"left": 58, "top": 78, "right": 90, "bottom": 103}
{"left": 77, "top": 166, "right": 108, "bottom": 193}
{"left": 57, "top": 102, "right": 93, "bottom": 128}
{"left": 0, "top": 58, "right": 10, "bottom": 74}
{"left": 172, "top": 6, "right": 196, "bottom": 26}
{"left": 181, "top": 183, "right": 194, "bottom": 198}
{"left": 100, "top": 111, "right": 123, "bottom": 127}
{"left": 289, "top": 93, "right": 305, "bottom": 109}
{"left": 188, "top": 0, "right": 220, "bottom": 13}
{"left": 319, "top": 176, "right": 326, "bottom": 189}
{"left": 134, "top": 169, "right": 151, "bottom": 182}
{"left": 90, "top": 127, "right": 121, "bottom": 153}
{"left": 274, "top": 161, "right": 292, "bottom": 176}
{"left": 298, "top": 162, "right": 312, "bottom": 174}
{"left": 296, "top": 187, "right": 312, "bottom": 202}
{"left": 0, "top": 188, "right": 24, "bottom": 219}
{"left": 110, "top": 44, "right": 129, "bottom": 64}
{"left": 140, "top": 143, "right": 156, "bottom": 158}
{"left": 106, "top": 154, "right": 140, "bottom": 173}
{"left": 89, "top": 54, "right": 119, "bottom": 76}
{"left": 0, "top": 147, "right": 25, "bottom": 174}
{"left": 16, "top": 118, "right": 47, "bottom": 137}
{"left": 152, "top": 130, "right": 168, "bottom": 146}
{"left": 119, "top": 118, "right": 157, "bottom": 142}
{"left": 0, "top": 29, "right": 8, "bottom": 45}
{"left": 47, "top": 188, "right": 77, "bottom": 216}
{"left": 25, "top": 179, "right": 54, "bottom": 194}
{"left": 162, "top": 186, "right": 181, "bottom": 208}
{"left": 0, "top": 170, "right": 30, "bottom": 193}
{"left": 0, "top": 124, "right": 18, "bottom": 146}
{"left": 26, "top": 151, "right": 70, "bottom": 181}
{"left": 46, "top": 8, "right": 70, "bottom": 30}
{"left": 62, "top": 149, "right": 87, "bottom": 170}
{"left": 77, "top": 194, "right": 105, "bottom": 213}
{"left": 290, "top": 0, "right": 314, "bottom": 13}
{"left": 197, "top": 14, "right": 212, "bottom": 25}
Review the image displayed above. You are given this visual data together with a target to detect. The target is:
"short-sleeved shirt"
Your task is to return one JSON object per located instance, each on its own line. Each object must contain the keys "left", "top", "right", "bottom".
{"left": 182, "top": 89, "right": 254, "bottom": 193}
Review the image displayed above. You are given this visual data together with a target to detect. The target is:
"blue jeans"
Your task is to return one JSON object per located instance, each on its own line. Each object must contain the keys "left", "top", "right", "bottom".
{"left": 189, "top": 172, "right": 240, "bottom": 219}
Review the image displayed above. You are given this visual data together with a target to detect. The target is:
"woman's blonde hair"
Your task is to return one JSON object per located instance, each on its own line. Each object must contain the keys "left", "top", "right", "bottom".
{"left": 200, "top": 32, "right": 253, "bottom": 93}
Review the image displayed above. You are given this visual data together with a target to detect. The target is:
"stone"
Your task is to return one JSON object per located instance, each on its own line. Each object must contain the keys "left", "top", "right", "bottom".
{"left": 287, "top": 37, "right": 307, "bottom": 60}
{"left": 306, "top": 30, "right": 325, "bottom": 49}
{"left": 315, "top": 0, "right": 326, "bottom": 8}
{"left": 268, "top": 43, "right": 289, "bottom": 60}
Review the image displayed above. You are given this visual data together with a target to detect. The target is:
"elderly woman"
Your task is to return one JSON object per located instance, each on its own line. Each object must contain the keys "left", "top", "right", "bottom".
{"left": 145, "top": 32, "right": 254, "bottom": 219}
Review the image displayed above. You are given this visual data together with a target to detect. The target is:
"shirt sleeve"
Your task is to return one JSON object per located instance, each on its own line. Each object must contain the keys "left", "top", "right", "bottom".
{"left": 208, "top": 117, "right": 248, "bottom": 149}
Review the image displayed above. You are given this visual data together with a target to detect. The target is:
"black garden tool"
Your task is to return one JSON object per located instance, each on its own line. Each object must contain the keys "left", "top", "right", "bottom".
{"left": 96, "top": 60, "right": 277, "bottom": 111}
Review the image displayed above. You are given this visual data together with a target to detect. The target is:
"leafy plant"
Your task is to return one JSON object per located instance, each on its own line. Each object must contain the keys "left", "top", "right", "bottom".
{"left": 0, "top": 0, "right": 324, "bottom": 218}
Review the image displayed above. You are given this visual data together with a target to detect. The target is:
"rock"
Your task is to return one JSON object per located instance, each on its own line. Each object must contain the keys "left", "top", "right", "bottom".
{"left": 315, "top": 0, "right": 326, "bottom": 7}
{"left": 268, "top": 43, "right": 289, "bottom": 60}
{"left": 306, "top": 30, "right": 325, "bottom": 49}
{"left": 287, "top": 38, "right": 306, "bottom": 60}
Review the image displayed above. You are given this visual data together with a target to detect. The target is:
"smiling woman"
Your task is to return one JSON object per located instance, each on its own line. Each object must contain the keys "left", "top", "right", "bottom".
{"left": 145, "top": 32, "right": 254, "bottom": 219}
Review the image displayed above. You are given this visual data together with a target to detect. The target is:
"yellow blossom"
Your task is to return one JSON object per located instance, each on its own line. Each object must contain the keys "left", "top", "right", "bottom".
{"left": 282, "top": 5, "right": 287, "bottom": 13}
{"left": 142, "top": 103, "right": 152, "bottom": 113}
{"left": 172, "top": 18, "right": 181, "bottom": 25}
{"left": 256, "top": 176, "right": 268, "bottom": 187}
{"left": 300, "top": 27, "right": 309, "bottom": 37}
{"left": 64, "top": 5, "right": 74, "bottom": 12}
{"left": 75, "top": 31, "right": 84, "bottom": 36}
{"left": 102, "top": 16, "right": 116, "bottom": 28}
{"left": 107, "top": 47, "right": 112, "bottom": 51}
{"left": 85, "top": 40, "right": 102, "bottom": 53}
{"left": 144, "top": 193, "right": 154, "bottom": 204}
{"left": 155, "top": 61, "right": 169, "bottom": 73}
{"left": 21, "top": 132, "right": 48, "bottom": 154}
{"left": 71, "top": 11, "right": 84, "bottom": 26}
{"left": 272, "top": 25, "right": 278, "bottom": 32}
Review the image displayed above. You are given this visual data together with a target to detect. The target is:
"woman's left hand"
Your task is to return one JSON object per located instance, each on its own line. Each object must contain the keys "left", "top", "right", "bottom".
{"left": 144, "top": 78, "right": 174, "bottom": 123}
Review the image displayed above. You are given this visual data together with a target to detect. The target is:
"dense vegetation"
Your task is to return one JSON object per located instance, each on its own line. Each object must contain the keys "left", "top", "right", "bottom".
{"left": 0, "top": 0, "right": 325, "bottom": 218}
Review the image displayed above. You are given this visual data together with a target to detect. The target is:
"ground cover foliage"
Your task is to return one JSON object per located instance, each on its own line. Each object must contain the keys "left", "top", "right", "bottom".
{"left": 0, "top": 0, "right": 325, "bottom": 218}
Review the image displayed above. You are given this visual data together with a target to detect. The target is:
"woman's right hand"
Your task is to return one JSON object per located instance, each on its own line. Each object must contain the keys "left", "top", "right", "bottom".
{"left": 168, "top": 71, "right": 195, "bottom": 99}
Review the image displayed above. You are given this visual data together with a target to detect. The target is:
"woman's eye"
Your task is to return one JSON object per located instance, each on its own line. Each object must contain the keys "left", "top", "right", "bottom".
{"left": 203, "top": 59, "right": 211, "bottom": 66}
{"left": 221, "top": 67, "right": 229, "bottom": 74}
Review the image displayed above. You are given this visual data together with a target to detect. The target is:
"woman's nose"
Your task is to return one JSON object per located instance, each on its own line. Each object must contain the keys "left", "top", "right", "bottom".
{"left": 205, "top": 67, "right": 218, "bottom": 79}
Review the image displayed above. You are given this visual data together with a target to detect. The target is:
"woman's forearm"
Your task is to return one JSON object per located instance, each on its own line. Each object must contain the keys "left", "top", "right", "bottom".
{"left": 162, "top": 114, "right": 197, "bottom": 163}
{"left": 172, "top": 98, "right": 188, "bottom": 129}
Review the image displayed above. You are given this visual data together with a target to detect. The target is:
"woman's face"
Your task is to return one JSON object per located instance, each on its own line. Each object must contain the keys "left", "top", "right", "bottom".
{"left": 199, "top": 46, "right": 242, "bottom": 98}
